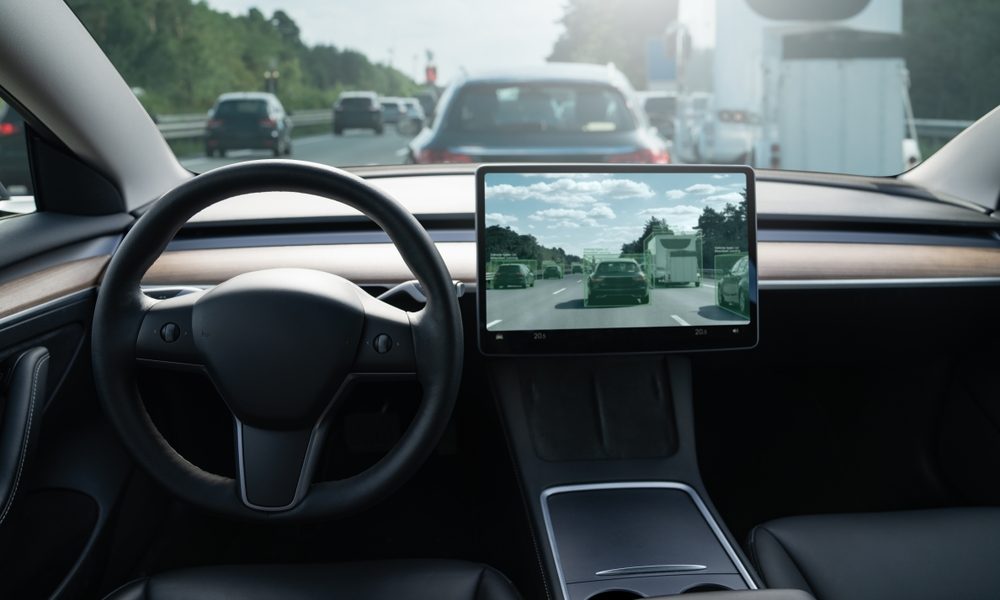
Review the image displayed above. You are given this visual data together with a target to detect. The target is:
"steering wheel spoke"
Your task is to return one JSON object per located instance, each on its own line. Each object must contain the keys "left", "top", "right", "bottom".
{"left": 352, "top": 291, "right": 418, "bottom": 376}
{"left": 135, "top": 291, "right": 205, "bottom": 367}
{"left": 236, "top": 420, "right": 323, "bottom": 511}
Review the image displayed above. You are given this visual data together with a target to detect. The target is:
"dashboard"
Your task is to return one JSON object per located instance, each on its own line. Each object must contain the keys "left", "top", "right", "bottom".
{"left": 4, "top": 167, "right": 1000, "bottom": 328}
{"left": 137, "top": 168, "right": 1000, "bottom": 288}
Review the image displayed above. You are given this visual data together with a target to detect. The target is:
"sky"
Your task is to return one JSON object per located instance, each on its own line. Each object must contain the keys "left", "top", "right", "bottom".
{"left": 204, "top": 0, "right": 566, "bottom": 85}
{"left": 484, "top": 171, "right": 747, "bottom": 257}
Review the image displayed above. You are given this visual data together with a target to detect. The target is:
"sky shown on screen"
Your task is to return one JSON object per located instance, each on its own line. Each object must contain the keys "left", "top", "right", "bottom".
{"left": 484, "top": 172, "right": 747, "bottom": 256}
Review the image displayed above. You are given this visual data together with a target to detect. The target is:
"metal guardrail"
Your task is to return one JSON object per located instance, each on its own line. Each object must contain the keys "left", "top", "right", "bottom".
{"left": 157, "top": 109, "right": 332, "bottom": 140}
{"left": 155, "top": 111, "right": 975, "bottom": 145}
{"left": 912, "top": 118, "right": 973, "bottom": 141}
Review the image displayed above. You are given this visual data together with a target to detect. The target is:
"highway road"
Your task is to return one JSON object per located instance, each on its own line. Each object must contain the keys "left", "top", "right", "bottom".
{"left": 179, "top": 128, "right": 412, "bottom": 172}
{"left": 485, "top": 278, "right": 746, "bottom": 332}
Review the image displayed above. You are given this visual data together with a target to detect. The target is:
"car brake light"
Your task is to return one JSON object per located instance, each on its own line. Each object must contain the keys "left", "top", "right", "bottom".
{"left": 206, "top": 119, "right": 222, "bottom": 129}
{"left": 607, "top": 148, "right": 670, "bottom": 164}
{"left": 415, "top": 149, "right": 473, "bottom": 164}
{"left": 259, "top": 118, "right": 277, "bottom": 128}
{"left": 0, "top": 122, "right": 20, "bottom": 136}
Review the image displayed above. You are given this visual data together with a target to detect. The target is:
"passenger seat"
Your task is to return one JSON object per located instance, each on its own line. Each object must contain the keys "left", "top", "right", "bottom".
{"left": 749, "top": 508, "right": 1000, "bottom": 600}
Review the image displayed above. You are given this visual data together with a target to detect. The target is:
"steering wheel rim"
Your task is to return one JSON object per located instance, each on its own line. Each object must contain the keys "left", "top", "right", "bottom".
{"left": 92, "top": 160, "right": 463, "bottom": 520}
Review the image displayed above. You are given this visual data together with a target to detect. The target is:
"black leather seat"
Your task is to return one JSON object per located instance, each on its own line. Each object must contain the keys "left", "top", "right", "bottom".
{"left": 103, "top": 559, "right": 521, "bottom": 600}
{"left": 749, "top": 508, "right": 1000, "bottom": 600}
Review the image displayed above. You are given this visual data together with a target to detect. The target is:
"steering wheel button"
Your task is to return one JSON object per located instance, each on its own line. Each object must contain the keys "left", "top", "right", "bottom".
{"left": 374, "top": 333, "right": 392, "bottom": 354}
{"left": 160, "top": 322, "right": 181, "bottom": 343}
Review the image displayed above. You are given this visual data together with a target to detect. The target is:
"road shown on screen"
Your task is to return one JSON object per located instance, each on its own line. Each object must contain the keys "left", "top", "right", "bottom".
{"left": 486, "top": 277, "right": 744, "bottom": 331}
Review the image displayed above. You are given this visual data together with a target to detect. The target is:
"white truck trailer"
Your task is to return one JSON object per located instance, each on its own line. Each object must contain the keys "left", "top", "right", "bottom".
{"left": 645, "top": 233, "right": 702, "bottom": 287}
{"left": 672, "top": 0, "right": 912, "bottom": 174}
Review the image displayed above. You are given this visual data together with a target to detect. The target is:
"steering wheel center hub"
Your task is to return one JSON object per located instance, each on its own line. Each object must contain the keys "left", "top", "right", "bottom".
{"left": 192, "top": 268, "right": 364, "bottom": 428}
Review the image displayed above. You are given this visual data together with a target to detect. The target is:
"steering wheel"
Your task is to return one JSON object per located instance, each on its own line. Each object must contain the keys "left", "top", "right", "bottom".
{"left": 92, "top": 161, "right": 463, "bottom": 519}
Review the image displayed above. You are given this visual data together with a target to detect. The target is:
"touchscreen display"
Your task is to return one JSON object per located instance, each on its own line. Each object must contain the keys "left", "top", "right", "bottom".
{"left": 476, "top": 165, "right": 757, "bottom": 354}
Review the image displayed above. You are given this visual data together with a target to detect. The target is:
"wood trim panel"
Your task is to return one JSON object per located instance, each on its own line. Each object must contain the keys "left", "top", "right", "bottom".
{"left": 759, "top": 242, "right": 1000, "bottom": 280}
{"left": 143, "top": 241, "right": 1000, "bottom": 287}
{"left": 143, "top": 242, "right": 476, "bottom": 286}
{"left": 0, "top": 256, "right": 109, "bottom": 319}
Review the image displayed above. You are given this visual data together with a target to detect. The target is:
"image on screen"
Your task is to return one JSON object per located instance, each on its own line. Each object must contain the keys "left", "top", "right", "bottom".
{"left": 483, "top": 170, "right": 751, "bottom": 332}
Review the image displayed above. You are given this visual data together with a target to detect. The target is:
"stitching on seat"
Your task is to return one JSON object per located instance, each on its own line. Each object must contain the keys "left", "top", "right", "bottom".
{"left": 0, "top": 353, "right": 48, "bottom": 527}
{"left": 757, "top": 525, "right": 819, "bottom": 597}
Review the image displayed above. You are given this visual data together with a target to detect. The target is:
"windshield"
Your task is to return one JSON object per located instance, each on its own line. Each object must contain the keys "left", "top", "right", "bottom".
{"left": 67, "top": 0, "right": 998, "bottom": 176}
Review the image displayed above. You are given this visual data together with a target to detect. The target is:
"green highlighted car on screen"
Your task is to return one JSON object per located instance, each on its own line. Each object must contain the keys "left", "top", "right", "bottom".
{"left": 493, "top": 264, "right": 536, "bottom": 289}
{"left": 716, "top": 253, "right": 751, "bottom": 317}
{"left": 584, "top": 259, "right": 650, "bottom": 307}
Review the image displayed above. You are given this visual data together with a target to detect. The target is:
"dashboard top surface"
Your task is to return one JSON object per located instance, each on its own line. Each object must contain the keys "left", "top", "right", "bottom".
{"left": 183, "top": 170, "right": 1000, "bottom": 232}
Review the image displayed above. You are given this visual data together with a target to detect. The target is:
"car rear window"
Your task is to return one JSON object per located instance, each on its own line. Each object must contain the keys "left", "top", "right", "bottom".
{"left": 339, "top": 97, "right": 373, "bottom": 109}
{"left": 216, "top": 100, "right": 267, "bottom": 117}
{"left": 645, "top": 97, "right": 676, "bottom": 114}
{"left": 596, "top": 262, "right": 638, "bottom": 274}
{"left": 497, "top": 265, "right": 521, "bottom": 273}
{"left": 449, "top": 83, "right": 635, "bottom": 134}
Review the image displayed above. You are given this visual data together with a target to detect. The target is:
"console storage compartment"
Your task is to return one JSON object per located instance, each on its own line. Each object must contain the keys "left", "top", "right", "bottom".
{"left": 543, "top": 483, "right": 755, "bottom": 599}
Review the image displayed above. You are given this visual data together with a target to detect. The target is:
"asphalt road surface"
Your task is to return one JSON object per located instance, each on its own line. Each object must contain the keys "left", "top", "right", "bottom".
{"left": 179, "top": 128, "right": 411, "bottom": 172}
{"left": 485, "top": 278, "right": 746, "bottom": 332}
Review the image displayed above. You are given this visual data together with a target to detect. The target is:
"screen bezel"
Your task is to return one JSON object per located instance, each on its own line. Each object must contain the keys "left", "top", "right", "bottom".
{"left": 476, "top": 164, "right": 758, "bottom": 355}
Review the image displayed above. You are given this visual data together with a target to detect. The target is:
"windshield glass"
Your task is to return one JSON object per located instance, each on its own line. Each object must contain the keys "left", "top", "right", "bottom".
{"left": 67, "top": 0, "right": 998, "bottom": 176}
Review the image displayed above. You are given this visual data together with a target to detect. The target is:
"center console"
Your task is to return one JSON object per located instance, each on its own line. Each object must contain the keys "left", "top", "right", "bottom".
{"left": 489, "top": 356, "right": 761, "bottom": 600}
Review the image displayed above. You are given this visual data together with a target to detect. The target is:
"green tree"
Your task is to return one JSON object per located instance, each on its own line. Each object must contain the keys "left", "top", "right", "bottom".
{"left": 903, "top": 0, "right": 1000, "bottom": 120}
{"left": 548, "top": 0, "right": 679, "bottom": 88}
{"left": 66, "top": 0, "right": 419, "bottom": 114}
{"left": 696, "top": 191, "right": 747, "bottom": 270}
{"left": 620, "top": 216, "right": 673, "bottom": 255}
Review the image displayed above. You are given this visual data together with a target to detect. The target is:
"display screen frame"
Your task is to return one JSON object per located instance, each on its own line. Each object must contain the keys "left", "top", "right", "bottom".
{"left": 476, "top": 164, "right": 759, "bottom": 355}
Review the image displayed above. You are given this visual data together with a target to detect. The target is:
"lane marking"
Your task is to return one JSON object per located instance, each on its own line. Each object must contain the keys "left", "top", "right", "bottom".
{"left": 486, "top": 319, "right": 503, "bottom": 328}
{"left": 395, "top": 147, "right": 411, "bottom": 157}
{"left": 575, "top": 279, "right": 582, "bottom": 283}
{"left": 701, "top": 283, "right": 715, "bottom": 289}
{"left": 552, "top": 287, "right": 567, "bottom": 295}
{"left": 671, "top": 315, "right": 691, "bottom": 326}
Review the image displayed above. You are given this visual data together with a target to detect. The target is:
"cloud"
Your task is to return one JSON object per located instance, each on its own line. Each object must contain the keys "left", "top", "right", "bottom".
{"left": 529, "top": 203, "right": 616, "bottom": 224}
{"left": 487, "top": 177, "right": 655, "bottom": 208}
{"left": 546, "top": 220, "right": 581, "bottom": 229}
{"left": 587, "top": 204, "right": 616, "bottom": 219}
{"left": 701, "top": 192, "right": 744, "bottom": 210}
{"left": 684, "top": 183, "right": 725, "bottom": 195}
{"left": 533, "top": 208, "right": 588, "bottom": 220}
{"left": 711, "top": 174, "right": 728, "bottom": 179}
{"left": 665, "top": 189, "right": 686, "bottom": 200}
{"left": 639, "top": 206, "right": 703, "bottom": 219}
{"left": 485, "top": 212, "right": 518, "bottom": 226}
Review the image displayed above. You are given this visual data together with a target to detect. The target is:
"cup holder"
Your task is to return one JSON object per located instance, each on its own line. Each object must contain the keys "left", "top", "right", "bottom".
{"left": 586, "top": 590, "right": 645, "bottom": 600}
{"left": 680, "top": 583, "right": 733, "bottom": 594}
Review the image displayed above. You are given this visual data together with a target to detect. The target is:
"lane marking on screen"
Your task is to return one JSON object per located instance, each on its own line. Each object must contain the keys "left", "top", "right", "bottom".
{"left": 552, "top": 288, "right": 567, "bottom": 295}
{"left": 702, "top": 283, "right": 715, "bottom": 289}
{"left": 671, "top": 315, "right": 691, "bottom": 326}
{"left": 575, "top": 279, "right": 582, "bottom": 283}
{"left": 486, "top": 319, "right": 503, "bottom": 328}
